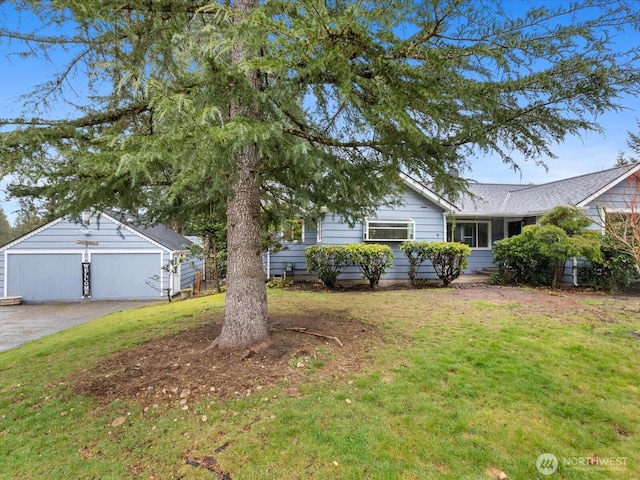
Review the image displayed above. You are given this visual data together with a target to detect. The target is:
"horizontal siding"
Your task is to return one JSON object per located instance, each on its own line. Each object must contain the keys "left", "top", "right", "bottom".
{"left": 180, "top": 255, "right": 204, "bottom": 290}
{"left": 269, "top": 188, "right": 450, "bottom": 281}
{"left": 268, "top": 220, "right": 318, "bottom": 278}
{"left": 10, "top": 217, "right": 163, "bottom": 251}
{"left": 588, "top": 180, "right": 638, "bottom": 230}
{"left": 465, "top": 250, "right": 495, "bottom": 274}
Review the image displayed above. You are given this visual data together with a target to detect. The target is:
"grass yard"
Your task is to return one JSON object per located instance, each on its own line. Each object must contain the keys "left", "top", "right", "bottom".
{"left": 1, "top": 285, "right": 639, "bottom": 479}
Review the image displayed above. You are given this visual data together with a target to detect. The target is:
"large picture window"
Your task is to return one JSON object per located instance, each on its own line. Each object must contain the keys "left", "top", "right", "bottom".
{"left": 364, "top": 219, "right": 415, "bottom": 241}
{"left": 447, "top": 221, "right": 490, "bottom": 248}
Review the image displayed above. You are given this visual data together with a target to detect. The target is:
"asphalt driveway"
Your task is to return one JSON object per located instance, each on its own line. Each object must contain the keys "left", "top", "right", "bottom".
{"left": 0, "top": 300, "right": 157, "bottom": 352}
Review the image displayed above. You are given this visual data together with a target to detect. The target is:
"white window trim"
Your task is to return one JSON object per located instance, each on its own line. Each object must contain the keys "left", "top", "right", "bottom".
{"left": 316, "top": 217, "right": 323, "bottom": 243}
{"left": 363, "top": 218, "right": 416, "bottom": 242}
{"left": 447, "top": 220, "right": 492, "bottom": 250}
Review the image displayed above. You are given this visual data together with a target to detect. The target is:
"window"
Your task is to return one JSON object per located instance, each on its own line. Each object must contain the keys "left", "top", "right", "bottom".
{"left": 447, "top": 221, "right": 490, "bottom": 248}
{"left": 281, "top": 219, "right": 304, "bottom": 243}
{"left": 364, "top": 219, "right": 415, "bottom": 241}
{"left": 316, "top": 218, "right": 322, "bottom": 242}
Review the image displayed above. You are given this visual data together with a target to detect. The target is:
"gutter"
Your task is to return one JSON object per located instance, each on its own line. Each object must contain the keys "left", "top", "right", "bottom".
{"left": 572, "top": 257, "right": 578, "bottom": 287}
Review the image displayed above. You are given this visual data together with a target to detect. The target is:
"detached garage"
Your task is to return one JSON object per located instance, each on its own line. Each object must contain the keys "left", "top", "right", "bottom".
{"left": 0, "top": 211, "right": 202, "bottom": 302}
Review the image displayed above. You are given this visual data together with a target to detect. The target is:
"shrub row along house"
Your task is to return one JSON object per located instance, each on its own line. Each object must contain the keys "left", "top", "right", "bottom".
{"left": 0, "top": 211, "right": 202, "bottom": 302}
{"left": 267, "top": 163, "right": 640, "bottom": 284}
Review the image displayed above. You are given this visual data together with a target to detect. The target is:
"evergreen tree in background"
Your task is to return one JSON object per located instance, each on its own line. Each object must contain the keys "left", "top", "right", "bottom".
{"left": 0, "top": 207, "right": 15, "bottom": 246}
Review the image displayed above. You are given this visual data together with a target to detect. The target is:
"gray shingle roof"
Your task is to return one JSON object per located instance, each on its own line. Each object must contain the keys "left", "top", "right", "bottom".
{"left": 455, "top": 164, "right": 638, "bottom": 215}
{"left": 104, "top": 211, "right": 193, "bottom": 251}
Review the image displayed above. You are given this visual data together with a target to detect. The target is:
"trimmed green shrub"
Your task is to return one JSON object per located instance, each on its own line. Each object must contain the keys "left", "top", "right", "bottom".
{"left": 422, "top": 241, "right": 471, "bottom": 287}
{"left": 493, "top": 228, "right": 553, "bottom": 285}
{"left": 345, "top": 244, "right": 394, "bottom": 288}
{"left": 494, "top": 216, "right": 603, "bottom": 288}
{"left": 304, "top": 245, "right": 351, "bottom": 288}
{"left": 399, "top": 241, "right": 431, "bottom": 286}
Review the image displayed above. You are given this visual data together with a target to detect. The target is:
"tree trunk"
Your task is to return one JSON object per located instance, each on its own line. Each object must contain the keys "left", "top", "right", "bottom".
{"left": 217, "top": 0, "right": 268, "bottom": 350}
{"left": 219, "top": 144, "right": 268, "bottom": 349}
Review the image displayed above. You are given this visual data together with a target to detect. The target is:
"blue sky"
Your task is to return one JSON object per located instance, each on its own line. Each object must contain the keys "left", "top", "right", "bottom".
{"left": 1, "top": 2, "right": 640, "bottom": 225}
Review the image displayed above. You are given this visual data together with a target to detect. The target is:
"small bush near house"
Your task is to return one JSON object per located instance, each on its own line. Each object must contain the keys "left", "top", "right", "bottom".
{"left": 579, "top": 237, "right": 640, "bottom": 291}
{"left": 399, "top": 241, "right": 431, "bottom": 286}
{"left": 305, "top": 245, "right": 351, "bottom": 288}
{"left": 345, "top": 244, "right": 394, "bottom": 288}
{"left": 493, "top": 229, "right": 554, "bottom": 286}
{"left": 422, "top": 241, "right": 471, "bottom": 287}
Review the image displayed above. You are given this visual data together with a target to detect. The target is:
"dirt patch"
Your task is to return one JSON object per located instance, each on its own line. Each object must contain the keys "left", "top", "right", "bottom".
{"left": 71, "top": 310, "right": 382, "bottom": 405}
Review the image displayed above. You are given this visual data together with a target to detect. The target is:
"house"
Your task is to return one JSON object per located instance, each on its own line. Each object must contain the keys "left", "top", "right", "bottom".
{"left": 0, "top": 211, "right": 203, "bottom": 302}
{"left": 267, "top": 163, "right": 640, "bottom": 283}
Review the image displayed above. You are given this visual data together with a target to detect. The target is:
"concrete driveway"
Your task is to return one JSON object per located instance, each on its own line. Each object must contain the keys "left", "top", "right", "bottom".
{"left": 0, "top": 300, "right": 157, "bottom": 352}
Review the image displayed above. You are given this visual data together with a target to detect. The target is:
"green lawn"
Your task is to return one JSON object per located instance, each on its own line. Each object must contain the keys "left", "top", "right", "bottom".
{"left": 1, "top": 287, "right": 639, "bottom": 479}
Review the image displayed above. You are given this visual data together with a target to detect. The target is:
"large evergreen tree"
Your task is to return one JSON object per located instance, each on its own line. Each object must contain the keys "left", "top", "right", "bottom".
{"left": 2, "top": 0, "right": 640, "bottom": 348}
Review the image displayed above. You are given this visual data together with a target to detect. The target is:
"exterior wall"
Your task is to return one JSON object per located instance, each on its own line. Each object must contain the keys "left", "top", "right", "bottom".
{"left": 180, "top": 253, "right": 204, "bottom": 290}
{"left": 0, "top": 216, "right": 176, "bottom": 302}
{"left": 588, "top": 178, "right": 639, "bottom": 228}
{"left": 268, "top": 188, "right": 450, "bottom": 282}
{"left": 465, "top": 249, "right": 494, "bottom": 274}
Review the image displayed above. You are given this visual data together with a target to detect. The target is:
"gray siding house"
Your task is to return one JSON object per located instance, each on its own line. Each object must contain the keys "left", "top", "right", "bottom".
{"left": 267, "top": 163, "right": 640, "bottom": 284}
{"left": 0, "top": 211, "right": 202, "bottom": 302}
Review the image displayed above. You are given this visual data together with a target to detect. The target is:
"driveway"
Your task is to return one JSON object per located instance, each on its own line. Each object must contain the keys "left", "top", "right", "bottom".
{"left": 0, "top": 300, "right": 157, "bottom": 352}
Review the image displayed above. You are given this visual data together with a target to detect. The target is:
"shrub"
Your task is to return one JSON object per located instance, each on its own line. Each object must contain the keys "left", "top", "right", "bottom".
{"left": 345, "top": 244, "right": 394, "bottom": 288}
{"left": 579, "top": 237, "right": 640, "bottom": 291}
{"left": 399, "top": 241, "right": 431, "bottom": 286}
{"left": 422, "top": 241, "right": 471, "bottom": 287}
{"left": 493, "top": 228, "right": 553, "bottom": 285}
{"left": 304, "top": 245, "right": 351, "bottom": 288}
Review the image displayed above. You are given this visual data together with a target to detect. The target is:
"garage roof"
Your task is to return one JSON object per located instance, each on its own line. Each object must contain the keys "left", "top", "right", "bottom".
{"left": 103, "top": 211, "right": 194, "bottom": 252}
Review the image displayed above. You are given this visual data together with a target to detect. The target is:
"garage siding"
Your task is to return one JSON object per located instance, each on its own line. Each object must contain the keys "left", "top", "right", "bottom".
{"left": 7, "top": 253, "right": 83, "bottom": 301}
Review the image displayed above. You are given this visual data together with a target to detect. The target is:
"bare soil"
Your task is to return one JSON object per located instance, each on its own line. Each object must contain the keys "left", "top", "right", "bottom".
{"left": 72, "top": 302, "right": 382, "bottom": 405}
{"left": 71, "top": 282, "right": 640, "bottom": 406}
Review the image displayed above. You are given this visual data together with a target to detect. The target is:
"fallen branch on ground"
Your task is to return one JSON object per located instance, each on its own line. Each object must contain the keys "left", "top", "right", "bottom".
{"left": 285, "top": 327, "right": 344, "bottom": 347}
{"left": 201, "top": 337, "right": 219, "bottom": 353}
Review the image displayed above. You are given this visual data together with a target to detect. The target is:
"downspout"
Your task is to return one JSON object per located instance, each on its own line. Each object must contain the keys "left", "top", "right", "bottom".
{"left": 442, "top": 212, "right": 448, "bottom": 242}
{"left": 3, "top": 250, "right": 7, "bottom": 297}
{"left": 572, "top": 257, "right": 578, "bottom": 287}
{"left": 265, "top": 247, "right": 271, "bottom": 280}
{"left": 168, "top": 252, "right": 174, "bottom": 296}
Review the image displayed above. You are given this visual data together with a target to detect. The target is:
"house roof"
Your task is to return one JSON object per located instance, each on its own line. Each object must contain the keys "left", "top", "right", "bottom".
{"left": 406, "top": 163, "right": 640, "bottom": 216}
{"left": 103, "top": 211, "right": 193, "bottom": 251}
